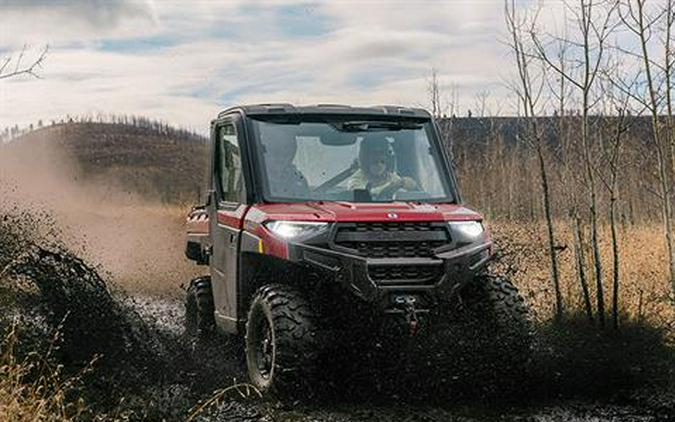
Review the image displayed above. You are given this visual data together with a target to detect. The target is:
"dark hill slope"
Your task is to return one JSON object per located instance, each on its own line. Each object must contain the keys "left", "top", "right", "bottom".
{"left": 3, "top": 122, "right": 209, "bottom": 203}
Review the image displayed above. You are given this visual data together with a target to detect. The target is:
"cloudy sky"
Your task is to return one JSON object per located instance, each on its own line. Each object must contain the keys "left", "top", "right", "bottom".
{"left": 0, "top": 0, "right": 545, "bottom": 131}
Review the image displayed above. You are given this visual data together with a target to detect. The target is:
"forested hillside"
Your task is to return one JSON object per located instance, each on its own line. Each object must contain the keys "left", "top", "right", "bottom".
{"left": 2, "top": 117, "right": 209, "bottom": 203}
{"left": 450, "top": 115, "right": 658, "bottom": 223}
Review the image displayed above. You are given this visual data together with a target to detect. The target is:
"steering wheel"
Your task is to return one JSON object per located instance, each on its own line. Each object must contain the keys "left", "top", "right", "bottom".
{"left": 370, "top": 179, "right": 404, "bottom": 201}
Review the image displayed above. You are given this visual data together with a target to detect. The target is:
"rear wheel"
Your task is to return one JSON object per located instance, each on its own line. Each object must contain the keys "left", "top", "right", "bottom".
{"left": 245, "top": 284, "right": 320, "bottom": 399}
{"left": 185, "top": 276, "right": 215, "bottom": 337}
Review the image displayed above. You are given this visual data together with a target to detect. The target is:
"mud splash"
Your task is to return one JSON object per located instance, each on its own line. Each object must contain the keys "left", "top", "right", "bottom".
{"left": 0, "top": 136, "right": 241, "bottom": 418}
{"left": 0, "top": 134, "right": 200, "bottom": 298}
{"left": 1, "top": 211, "right": 182, "bottom": 417}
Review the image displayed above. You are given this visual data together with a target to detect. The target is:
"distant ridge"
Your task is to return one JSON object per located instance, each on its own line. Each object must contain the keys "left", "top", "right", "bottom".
{"left": 2, "top": 119, "right": 209, "bottom": 204}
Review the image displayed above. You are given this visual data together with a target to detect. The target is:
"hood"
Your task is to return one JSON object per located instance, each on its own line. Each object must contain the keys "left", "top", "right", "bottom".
{"left": 245, "top": 201, "right": 483, "bottom": 224}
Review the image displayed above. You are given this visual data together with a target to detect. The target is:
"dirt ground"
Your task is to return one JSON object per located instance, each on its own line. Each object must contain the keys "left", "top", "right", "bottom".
{"left": 127, "top": 295, "right": 664, "bottom": 422}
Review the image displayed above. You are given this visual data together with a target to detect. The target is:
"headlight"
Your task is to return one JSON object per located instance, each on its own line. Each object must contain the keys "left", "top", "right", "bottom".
{"left": 448, "top": 221, "right": 484, "bottom": 241}
{"left": 264, "top": 221, "right": 329, "bottom": 240}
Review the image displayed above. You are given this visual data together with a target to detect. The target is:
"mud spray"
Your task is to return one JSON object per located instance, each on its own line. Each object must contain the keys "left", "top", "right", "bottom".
{"left": 0, "top": 133, "right": 200, "bottom": 297}
{"left": 1, "top": 133, "right": 674, "bottom": 421}
{"left": 0, "top": 136, "right": 235, "bottom": 419}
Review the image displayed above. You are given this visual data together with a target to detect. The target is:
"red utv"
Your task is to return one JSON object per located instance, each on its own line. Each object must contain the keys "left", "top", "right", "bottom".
{"left": 185, "top": 104, "right": 530, "bottom": 397}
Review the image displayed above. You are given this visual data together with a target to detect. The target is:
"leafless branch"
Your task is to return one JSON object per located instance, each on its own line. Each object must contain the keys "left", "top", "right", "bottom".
{"left": 0, "top": 45, "right": 48, "bottom": 80}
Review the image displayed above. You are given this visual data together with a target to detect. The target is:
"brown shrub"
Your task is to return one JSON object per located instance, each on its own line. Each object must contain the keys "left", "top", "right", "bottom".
{"left": 491, "top": 220, "right": 675, "bottom": 332}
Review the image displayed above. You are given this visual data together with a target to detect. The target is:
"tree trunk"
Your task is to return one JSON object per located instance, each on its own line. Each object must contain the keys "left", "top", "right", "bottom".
{"left": 573, "top": 211, "right": 594, "bottom": 321}
{"left": 582, "top": 97, "right": 605, "bottom": 328}
{"left": 636, "top": 0, "right": 675, "bottom": 299}
{"left": 610, "top": 194, "right": 620, "bottom": 329}
{"left": 537, "top": 145, "right": 563, "bottom": 319}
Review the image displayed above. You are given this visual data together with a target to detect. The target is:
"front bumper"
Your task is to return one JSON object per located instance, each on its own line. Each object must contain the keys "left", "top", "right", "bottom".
{"left": 287, "top": 240, "right": 492, "bottom": 303}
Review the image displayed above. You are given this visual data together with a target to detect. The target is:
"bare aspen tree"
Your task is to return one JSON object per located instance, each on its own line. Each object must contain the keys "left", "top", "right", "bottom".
{"left": 664, "top": 0, "right": 675, "bottom": 181}
{"left": 607, "top": 109, "right": 627, "bottom": 329}
{"left": 426, "top": 68, "right": 462, "bottom": 117}
{"left": 428, "top": 68, "right": 443, "bottom": 119}
{"left": 573, "top": 211, "right": 593, "bottom": 319}
{"left": 596, "top": 71, "right": 632, "bottom": 328}
{"left": 530, "top": 0, "right": 618, "bottom": 327}
{"left": 544, "top": 19, "right": 595, "bottom": 320}
{"left": 426, "top": 68, "right": 454, "bottom": 152}
{"left": 663, "top": 0, "right": 675, "bottom": 287}
{"left": 474, "top": 90, "right": 491, "bottom": 118}
{"left": 617, "top": 0, "right": 675, "bottom": 297}
{"left": 0, "top": 45, "right": 48, "bottom": 80}
{"left": 505, "top": 0, "right": 564, "bottom": 319}
{"left": 448, "top": 82, "right": 461, "bottom": 118}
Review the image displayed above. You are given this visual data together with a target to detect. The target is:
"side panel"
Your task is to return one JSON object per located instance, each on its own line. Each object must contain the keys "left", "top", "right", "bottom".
{"left": 211, "top": 205, "right": 248, "bottom": 330}
{"left": 208, "top": 115, "right": 251, "bottom": 334}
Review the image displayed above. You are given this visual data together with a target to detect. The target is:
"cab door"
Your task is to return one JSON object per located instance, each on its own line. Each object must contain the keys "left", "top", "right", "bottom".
{"left": 208, "top": 119, "right": 248, "bottom": 333}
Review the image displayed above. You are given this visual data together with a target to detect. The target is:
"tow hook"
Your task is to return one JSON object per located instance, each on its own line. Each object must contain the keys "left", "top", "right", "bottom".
{"left": 395, "top": 295, "right": 420, "bottom": 336}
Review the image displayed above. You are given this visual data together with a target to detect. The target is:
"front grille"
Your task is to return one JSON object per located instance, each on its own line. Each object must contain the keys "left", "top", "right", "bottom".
{"left": 368, "top": 263, "right": 444, "bottom": 287}
{"left": 333, "top": 222, "right": 449, "bottom": 258}
{"left": 333, "top": 222, "right": 449, "bottom": 287}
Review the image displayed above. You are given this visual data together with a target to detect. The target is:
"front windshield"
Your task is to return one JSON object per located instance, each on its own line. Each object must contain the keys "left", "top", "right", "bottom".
{"left": 250, "top": 117, "right": 454, "bottom": 203}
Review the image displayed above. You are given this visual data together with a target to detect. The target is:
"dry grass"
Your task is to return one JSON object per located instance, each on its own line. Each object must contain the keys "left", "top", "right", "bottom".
{"left": 0, "top": 324, "right": 91, "bottom": 421}
{"left": 186, "top": 382, "right": 261, "bottom": 422}
{"left": 491, "top": 220, "right": 675, "bottom": 332}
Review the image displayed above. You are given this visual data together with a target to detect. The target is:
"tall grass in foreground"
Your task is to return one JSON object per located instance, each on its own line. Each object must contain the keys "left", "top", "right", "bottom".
{"left": 0, "top": 324, "right": 91, "bottom": 421}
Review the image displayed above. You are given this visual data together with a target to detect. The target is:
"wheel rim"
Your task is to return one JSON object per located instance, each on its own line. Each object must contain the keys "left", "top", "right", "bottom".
{"left": 254, "top": 314, "right": 274, "bottom": 380}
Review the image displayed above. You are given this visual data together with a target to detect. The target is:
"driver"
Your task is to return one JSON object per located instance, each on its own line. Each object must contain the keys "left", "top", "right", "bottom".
{"left": 348, "top": 134, "right": 417, "bottom": 197}
{"left": 261, "top": 132, "right": 309, "bottom": 198}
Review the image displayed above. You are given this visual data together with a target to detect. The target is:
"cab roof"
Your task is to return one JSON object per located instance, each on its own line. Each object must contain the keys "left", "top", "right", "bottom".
{"left": 217, "top": 103, "right": 431, "bottom": 120}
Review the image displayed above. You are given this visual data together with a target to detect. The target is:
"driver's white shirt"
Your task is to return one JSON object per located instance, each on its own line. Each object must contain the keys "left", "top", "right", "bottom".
{"left": 347, "top": 169, "right": 403, "bottom": 196}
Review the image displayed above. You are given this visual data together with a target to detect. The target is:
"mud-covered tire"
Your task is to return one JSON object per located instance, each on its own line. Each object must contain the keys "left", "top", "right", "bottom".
{"left": 462, "top": 274, "right": 531, "bottom": 338}
{"left": 457, "top": 274, "right": 532, "bottom": 388}
{"left": 185, "top": 276, "right": 215, "bottom": 337}
{"left": 245, "top": 284, "right": 319, "bottom": 399}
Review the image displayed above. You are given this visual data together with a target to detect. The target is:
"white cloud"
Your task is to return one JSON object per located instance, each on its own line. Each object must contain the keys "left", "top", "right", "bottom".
{"left": 0, "top": 0, "right": 578, "bottom": 131}
{"left": 0, "top": 0, "right": 158, "bottom": 46}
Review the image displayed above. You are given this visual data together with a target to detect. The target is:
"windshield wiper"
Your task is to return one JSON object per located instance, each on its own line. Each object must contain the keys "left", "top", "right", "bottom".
{"left": 332, "top": 121, "right": 423, "bottom": 132}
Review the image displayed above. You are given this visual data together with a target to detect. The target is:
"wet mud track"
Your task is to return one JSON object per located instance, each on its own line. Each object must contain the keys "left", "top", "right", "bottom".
{"left": 130, "top": 296, "right": 668, "bottom": 422}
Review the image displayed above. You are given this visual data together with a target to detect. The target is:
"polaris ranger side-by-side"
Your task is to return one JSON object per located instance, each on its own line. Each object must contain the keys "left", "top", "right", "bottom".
{"left": 185, "top": 104, "right": 530, "bottom": 397}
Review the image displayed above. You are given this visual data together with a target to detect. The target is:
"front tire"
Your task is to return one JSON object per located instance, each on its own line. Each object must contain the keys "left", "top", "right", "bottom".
{"left": 461, "top": 274, "right": 531, "bottom": 338}
{"left": 245, "top": 284, "right": 319, "bottom": 399}
{"left": 455, "top": 274, "right": 532, "bottom": 391}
